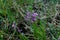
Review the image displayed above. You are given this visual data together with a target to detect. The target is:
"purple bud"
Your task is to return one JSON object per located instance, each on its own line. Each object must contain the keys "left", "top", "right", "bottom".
{"left": 12, "top": 21, "right": 16, "bottom": 29}
{"left": 18, "top": 29, "right": 22, "bottom": 32}
{"left": 26, "top": 16, "right": 31, "bottom": 19}
{"left": 12, "top": 24, "right": 15, "bottom": 27}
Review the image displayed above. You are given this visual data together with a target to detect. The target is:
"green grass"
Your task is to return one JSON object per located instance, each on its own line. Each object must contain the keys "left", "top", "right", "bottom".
{"left": 0, "top": 0, "right": 60, "bottom": 40}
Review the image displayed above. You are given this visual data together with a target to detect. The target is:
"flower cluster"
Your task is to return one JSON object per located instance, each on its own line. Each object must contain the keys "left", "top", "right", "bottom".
{"left": 25, "top": 12, "right": 38, "bottom": 22}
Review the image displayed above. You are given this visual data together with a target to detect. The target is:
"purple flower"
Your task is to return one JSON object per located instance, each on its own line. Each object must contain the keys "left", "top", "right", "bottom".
{"left": 32, "top": 13, "right": 38, "bottom": 17}
{"left": 31, "top": 17, "right": 36, "bottom": 22}
{"left": 25, "top": 12, "right": 31, "bottom": 20}
{"left": 25, "top": 12, "right": 38, "bottom": 22}
{"left": 31, "top": 13, "right": 38, "bottom": 22}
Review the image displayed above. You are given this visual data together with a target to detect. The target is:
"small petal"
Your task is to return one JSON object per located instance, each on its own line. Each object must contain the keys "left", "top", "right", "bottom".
{"left": 32, "top": 13, "right": 38, "bottom": 17}
{"left": 31, "top": 17, "right": 36, "bottom": 22}
{"left": 12, "top": 24, "right": 15, "bottom": 27}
